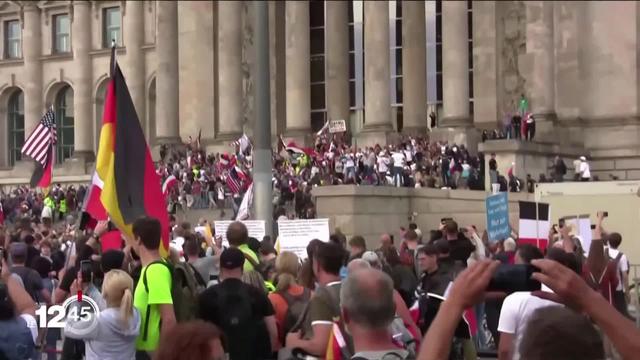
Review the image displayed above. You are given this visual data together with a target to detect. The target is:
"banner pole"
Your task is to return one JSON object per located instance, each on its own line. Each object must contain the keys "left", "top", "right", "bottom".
{"left": 253, "top": 1, "right": 273, "bottom": 236}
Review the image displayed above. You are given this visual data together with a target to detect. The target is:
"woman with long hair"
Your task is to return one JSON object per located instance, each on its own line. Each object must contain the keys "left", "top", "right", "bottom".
{"left": 583, "top": 239, "right": 618, "bottom": 304}
{"left": 268, "top": 251, "right": 311, "bottom": 345}
{"left": 64, "top": 269, "right": 140, "bottom": 360}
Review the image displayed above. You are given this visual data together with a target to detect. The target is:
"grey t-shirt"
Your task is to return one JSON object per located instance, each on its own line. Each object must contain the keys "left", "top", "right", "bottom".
{"left": 191, "top": 255, "right": 219, "bottom": 285}
{"left": 10, "top": 266, "right": 43, "bottom": 302}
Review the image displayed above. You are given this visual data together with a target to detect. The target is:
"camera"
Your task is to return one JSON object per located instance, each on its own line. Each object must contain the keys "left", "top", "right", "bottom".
{"left": 487, "top": 264, "right": 541, "bottom": 293}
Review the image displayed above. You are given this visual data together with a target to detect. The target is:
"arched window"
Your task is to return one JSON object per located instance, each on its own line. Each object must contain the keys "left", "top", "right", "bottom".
{"left": 7, "top": 90, "right": 24, "bottom": 165}
{"left": 55, "top": 85, "right": 74, "bottom": 161}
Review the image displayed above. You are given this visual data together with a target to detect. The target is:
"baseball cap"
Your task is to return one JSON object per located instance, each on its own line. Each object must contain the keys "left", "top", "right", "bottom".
{"left": 220, "top": 248, "right": 245, "bottom": 270}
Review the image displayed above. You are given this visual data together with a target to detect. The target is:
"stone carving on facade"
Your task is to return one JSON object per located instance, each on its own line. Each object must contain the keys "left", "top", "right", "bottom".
{"left": 241, "top": 1, "right": 255, "bottom": 132}
{"left": 500, "top": 1, "right": 526, "bottom": 115}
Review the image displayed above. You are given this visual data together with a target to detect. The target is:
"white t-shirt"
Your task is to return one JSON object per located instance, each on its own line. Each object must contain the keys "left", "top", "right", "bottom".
{"left": 391, "top": 152, "right": 406, "bottom": 168}
{"left": 608, "top": 248, "right": 629, "bottom": 291}
{"left": 377, "top": 155, "right": 390, "bottom": 173}
{"left": 498, "top": 289, "right": 561, "bottom": 360}
{"left": 344, "top": 154, "right": 355, "bottom": 168}
{"left": 579, "top": 161, "right": 590, "bottom": 178}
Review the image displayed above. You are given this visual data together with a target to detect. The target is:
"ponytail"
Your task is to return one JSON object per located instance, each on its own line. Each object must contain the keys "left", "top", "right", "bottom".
{"left": 275, "top": 272, "right": 295, "bottom": 293}
{"left": 119, "top": 288, "right": 133, "bottom": 327}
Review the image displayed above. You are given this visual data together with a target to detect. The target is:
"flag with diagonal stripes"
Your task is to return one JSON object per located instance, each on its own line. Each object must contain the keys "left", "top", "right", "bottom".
{"left": 21, "top": 107, "right": 57, "bottom": 165}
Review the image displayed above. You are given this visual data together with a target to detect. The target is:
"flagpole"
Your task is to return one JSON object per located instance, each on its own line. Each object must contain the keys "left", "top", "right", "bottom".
{"left": 253, "top": 1, "right": 273, "bottom": 236}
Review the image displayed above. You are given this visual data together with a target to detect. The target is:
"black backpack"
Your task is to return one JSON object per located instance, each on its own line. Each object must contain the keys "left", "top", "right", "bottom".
{"left": 141, "top": 260, "right": 206, "bottom": 341}
{"left": 215, "top": 282, "right": 271, "bottom": 358}
{"left": 279, "top": 288, "right": 312, "bottom": 336}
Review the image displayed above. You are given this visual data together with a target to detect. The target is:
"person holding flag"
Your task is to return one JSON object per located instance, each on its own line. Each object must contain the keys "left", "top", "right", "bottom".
{"left": 93, "top": 43, "right": 173, "bottom": 357}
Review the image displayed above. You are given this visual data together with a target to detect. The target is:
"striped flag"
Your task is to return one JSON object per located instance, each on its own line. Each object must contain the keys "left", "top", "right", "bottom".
{"left": 162, "top": 174, "right": 178, "bottom": 196}
{"left": 21, "top": 107, "right": 57, "bottom": 165}
{"left": 21, "top": 107, "right": 57, "bottom": 188}
{"left": 518, "top": 201, "right": 551, "bottom": 250}
{"left": 96, "top": 45, "right": 170, "bottom": 257}
{"left": 226, "top": 168, "right": 242, "bottom": 194}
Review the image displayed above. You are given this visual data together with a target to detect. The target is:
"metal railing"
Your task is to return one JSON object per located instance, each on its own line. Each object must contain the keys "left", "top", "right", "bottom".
{"left": 630, "top": 264, "right": 640, "bottom": 328}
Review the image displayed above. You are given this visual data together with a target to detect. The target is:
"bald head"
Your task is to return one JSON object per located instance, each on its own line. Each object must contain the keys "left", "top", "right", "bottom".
{"left": 226, "top": 221, "right": 248, "bottom": 247}
{"left": 347, "top": 259, "right": 371, "bottom": 274}
{"left": 340, "top": 268, "right": 395, "bottom": 330}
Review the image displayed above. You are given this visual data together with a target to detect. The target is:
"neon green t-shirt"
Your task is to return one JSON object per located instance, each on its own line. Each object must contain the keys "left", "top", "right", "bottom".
{"left": 134, "top": 262, "right": 173, "bottom": 351}
{"left": 238, "top": 243, "right": 259, "bottom": 273}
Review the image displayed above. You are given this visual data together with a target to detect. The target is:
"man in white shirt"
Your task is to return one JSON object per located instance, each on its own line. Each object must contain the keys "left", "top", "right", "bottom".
{"left": 579, "top": 156, "right": 590, "bottom": 181}
{"left": 607, "top": 232, "right": 631, "bottom": 317}
{"left": 497, "top": 247, "right": 576, "bottom": 360}
{"left": 572, "top": 157, "right": 581, "bottom": 181}
{"left": 391, "top": 150, "right": 406, "bottom": 187}
{"left": 377, "top": 151, "right": 390, "bottom": 184}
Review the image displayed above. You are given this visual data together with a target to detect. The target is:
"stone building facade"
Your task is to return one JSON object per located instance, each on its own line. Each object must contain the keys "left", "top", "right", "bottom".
{"left": 0, "top": 1, "right": 639, "bottom": 180}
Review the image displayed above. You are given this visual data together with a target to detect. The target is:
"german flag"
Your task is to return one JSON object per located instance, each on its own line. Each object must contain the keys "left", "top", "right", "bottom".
{"left": 95, "top": 48, "right": 170, "bottom": 257}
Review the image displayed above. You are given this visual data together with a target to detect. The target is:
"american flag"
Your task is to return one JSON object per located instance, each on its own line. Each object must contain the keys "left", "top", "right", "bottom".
{"left": 21, "top": 108, "right": 57, "bottom": 165}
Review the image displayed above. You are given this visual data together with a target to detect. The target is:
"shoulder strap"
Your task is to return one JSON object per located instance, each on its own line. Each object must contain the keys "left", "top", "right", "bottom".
{"left": 142, "top": 260, "right": 171, "bottom": 293}
{"left": 142, "top": 260, "right": 172, "bottom": 342}
{"left": 614, "top": 252, "right": 623, "bottom": 263}
{"left": 186, "top": 262, "right": 207, "bottom": 287}
{"left": 242, "top": 251, "right": 260, "bottom": 268}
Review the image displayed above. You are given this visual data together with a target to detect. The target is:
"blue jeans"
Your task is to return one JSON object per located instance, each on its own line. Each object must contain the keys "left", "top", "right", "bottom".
{"left": 392, "top": 167, "right": 403, "bottom": 187}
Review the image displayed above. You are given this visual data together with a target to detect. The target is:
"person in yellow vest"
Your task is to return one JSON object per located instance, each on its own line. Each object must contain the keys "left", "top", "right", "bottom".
{"left": 58, "top": 198, "right": 68, "bottom": 222}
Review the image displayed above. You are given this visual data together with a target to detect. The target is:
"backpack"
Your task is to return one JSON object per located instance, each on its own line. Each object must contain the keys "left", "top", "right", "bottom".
{"left": 141, "top": 260, "right": 206, "bottom": 341}
{"left": 279, "top": 288, "right": 312, "bottom": 336}
{"left": 216, "top": 282, "right": 269, "bottom": 358}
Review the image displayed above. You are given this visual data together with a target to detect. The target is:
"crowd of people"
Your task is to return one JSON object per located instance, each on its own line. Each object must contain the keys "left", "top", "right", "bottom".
{"left": 155, "top": 135, "right": 486, "bottom": 219}
{"left": 0, "top": 203, "right": 638, "bottom": 359}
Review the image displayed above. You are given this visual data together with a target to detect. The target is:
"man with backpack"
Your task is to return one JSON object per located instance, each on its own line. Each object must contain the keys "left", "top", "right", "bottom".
{"left": 285, "top": 242, "right": 346, "bottom": 357}
{"left": 132, "top": 217, "right": 176, "bottom": 359}
{"left": 197, "top": 248, "right": 278, "bottom": 359}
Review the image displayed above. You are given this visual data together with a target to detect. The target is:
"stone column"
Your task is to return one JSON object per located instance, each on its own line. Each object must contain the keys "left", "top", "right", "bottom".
{"left": 363, "top": 1, "right": 392, "bottom": 132}
{"left": 71, "top": 1, "right": 93, "bottom": 160}
{"left": 325, "top": 1, "right": 349, "bottom": 124}
{"left": 156, "top": 1, "right": 180, "bottom": 142}
{"left": 217, "top": 1, "right": 243, "bottom": 138}
{"left": 123, "top": 1, "right": 147, "bottom": 138}
{"left": 285, "top": 1, "right": 310, "bottom": 135}
{"left": 22, "top": 4, "right": 42, "bottom": 140}
{"left": 402, "top": 0, "right": 427, "bottom": 133}
{"left": 525, "top": 2, "right": 554, "bottom": 117}
{"left": 442, "top": 1, "right": 470, "bottom": 126}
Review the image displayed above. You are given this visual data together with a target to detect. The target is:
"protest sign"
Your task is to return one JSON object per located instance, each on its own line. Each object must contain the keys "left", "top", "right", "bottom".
{"left": 277, "top": 218, "right": 330, "bottom": 259}
{"left": 329, "top": 119, "right": 347, "bottom": 133}
{"left": 214, "top": 220, "right": 266, "bottom": 248}
{"left": 486, "top": 192, "right": 511, "bottom": 242}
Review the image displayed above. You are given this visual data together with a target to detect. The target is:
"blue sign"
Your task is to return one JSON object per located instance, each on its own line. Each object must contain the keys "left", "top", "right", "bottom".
{"left": 486, "top": 192, "right": 511, "bottom": 242}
